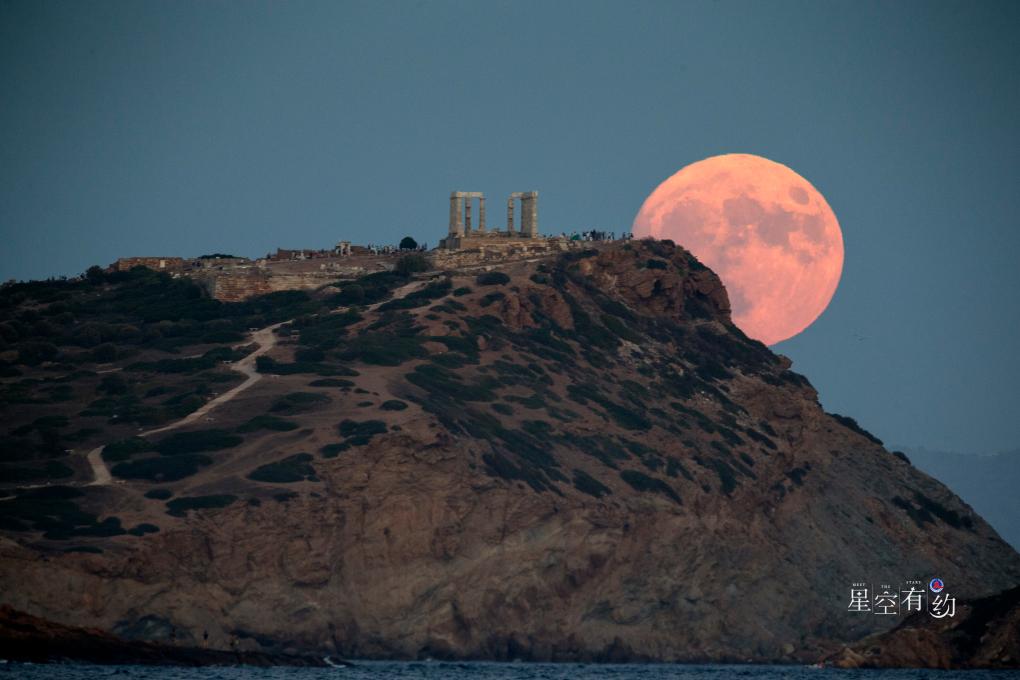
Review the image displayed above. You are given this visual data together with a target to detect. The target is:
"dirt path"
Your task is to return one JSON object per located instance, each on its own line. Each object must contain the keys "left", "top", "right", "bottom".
{"left": 139, "top": 322, "right": 288, "bottom": 439}
{"left": 81, "top": 322, "right": 287, "bottom": 486}
{"left": 80, "top": 281, "right": 426, "bottom": 486}
{"left": 84, "top": 445, "right": 112, "bottom": 486}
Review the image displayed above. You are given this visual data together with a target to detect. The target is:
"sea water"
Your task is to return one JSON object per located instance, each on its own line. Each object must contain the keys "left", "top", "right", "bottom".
{"left": 0, "top": 662, "right": 1013, "bottom": 679}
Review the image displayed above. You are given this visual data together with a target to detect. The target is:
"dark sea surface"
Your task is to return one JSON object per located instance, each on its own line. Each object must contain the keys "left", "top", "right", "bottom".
{"left": 0, "top": 663, "right": 1015, "bottom": 679}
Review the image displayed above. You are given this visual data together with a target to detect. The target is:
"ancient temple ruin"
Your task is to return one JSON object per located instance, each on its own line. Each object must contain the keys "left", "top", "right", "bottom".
{"left": 441, "top": 190, "right": 539, "bottom": 249}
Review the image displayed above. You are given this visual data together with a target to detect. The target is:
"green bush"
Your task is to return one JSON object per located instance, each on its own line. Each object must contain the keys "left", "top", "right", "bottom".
{"left": 480, "top": 292, "right": 505, "bottom": 307}
{"left": 338, "top": 419, "right": 387, "bottom": 438}
{"left": 828, "top": 412, "right": 883, "bottom": 445}
{"left": 127, "top": 523, "right": 160, "bottom": 536}
{"left": 380, "top": 399, "right": 408, "bottom": 411}
{"left": 452, "top": 286, "right": 471, "bottom": 297}
{"left": 0, "top": 486, "right": 126, "bottom": 540}
{"left": 333, "top": 284, "right": 365, "bottom": 305}
{"left": 294, "top": 347, "right": 325, "bottom": 362}
{"left": 395, "top": 253, "right": 430, "bottom": 276}
{"left": 237, "top": 415, "right": 299, "bottom": 432}
{"left": 270, "top": 392, "right": 331, "bottom": 414}
{"left": 619, "top": 469, "right": 681, "bottom": 504}
{"left": 144, "top": 488, "right": 173, "bottom": 500}
{"left": 645, "top": 259, "right": 668, "bottom": 270}
{"left": 476, "top": 271, "right": 510, "bottom": 286}
{"left": 0, "top": 460, "right": 75, "bottom": 483}
{"left": 102, "top": 437, "right": 155, "bottom": 463}
{"left": 154, "top": 429, "right": 243, "bottom": 455}
{"left": 573, "top": 469, "right": 612, "bottom": 498}
{"left": 247, "top": 453, "right": 317, "bottom": 483}
{"left": 407, "top": 363, "right": 498, "bottom": 403}
{"left": 309, "top": 378, "right": 355, "bottom": 388}
{"left": 111, "top": 454, "right": 212, "bottom": 482}
{"left": 337, "top": 332, "right": 426, "bottom": 366}
{"left": 166, "top": 494, "right": 237, "bottom": 517}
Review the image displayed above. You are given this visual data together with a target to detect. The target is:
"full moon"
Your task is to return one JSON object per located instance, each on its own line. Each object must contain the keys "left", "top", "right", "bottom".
{"left": 631, "top": 154, "right": 844, "bottom": 345}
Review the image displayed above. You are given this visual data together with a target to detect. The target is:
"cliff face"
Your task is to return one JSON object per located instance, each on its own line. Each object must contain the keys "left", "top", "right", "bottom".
{"left": 826, "top": 586, "right": 1020, "bottom": 669}
{"left": 1, "top": 240, "right": 1018, "bottom": 663}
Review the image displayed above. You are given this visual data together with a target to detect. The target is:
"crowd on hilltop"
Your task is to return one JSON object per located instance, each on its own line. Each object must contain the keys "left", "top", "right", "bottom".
{"left": 560, "top": 230, "right": 633, "bottom": 242}
{"left": 364, "top": 242, "right": 428, "bottom": 255}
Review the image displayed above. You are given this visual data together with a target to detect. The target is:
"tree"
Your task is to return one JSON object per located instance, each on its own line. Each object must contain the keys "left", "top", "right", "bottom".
{"left": 85, "top": 265, "right": 105, "bottom": 284}
{"left": 395, "top": 253, "right": 429, "bottom": 276}
{"left": 399, "top": 236, "right": 418, "bottom": 251}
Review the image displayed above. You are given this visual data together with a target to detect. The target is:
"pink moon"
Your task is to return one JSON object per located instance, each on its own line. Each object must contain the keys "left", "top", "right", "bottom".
{"left": 631, "top": 154, "right": 844, "bottom": 345}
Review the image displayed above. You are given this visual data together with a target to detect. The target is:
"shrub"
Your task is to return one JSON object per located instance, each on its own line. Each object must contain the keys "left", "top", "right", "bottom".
{"left": 399, "top": 236, "right": 418, "bottom": 250}
{"left": 309, "top": 378, "right": 355, "bottom": 388}
{"left": 395, "top": 253, "right": 429, "bottom": 276}
{"left": 91, "top": 343, "right": 118, "bottom": 362}
{"left": 619, "top": 469, "right": 681, "bottom": 504}
{"left": 601, "top": 315, "right": 643, "bottom": 343}
{"left": 891, "top": 450, "right": 910, "bottom": 464}
{"left": 338, "top": 419, "right": 387, "bottom": 438}
{"left": 407, "top": 363, "right": 498, "bottom": 403}
{"left": 480, "top": 292, "right": 505, "bottom": 307}
{"left": 165, "top": 494, "right": 237, "bottom": 517}
{"left": 102, "top": 437, "right": 154, "bottom": 463}
{"left": 573, "top": 469, "right": 611, "bottom": 498}
{"left": 98, "top": 373, "right": 129, "bottom": 395}
{"left": 294, "top": 347, "right": 325, "bottom": 362}
{"left": 154, "top": 429, "right": 242, "bottom": 455}
{"left": 111, "top": 454, "right": 212, "bottom": 482}
{"left": 337, "top": 333, "right": 426, "bottom": 366}
{"left": 237, "top": 415, "right": 299, "bottom": 432}
{"left": 334, "top": 284, "right": 365, "bottom": 305}
{"left": 645, "top": 259, "right": 668, "bottom": 270}
{"left": 452, "top": 286, "right": 471, "bottom": 297}
{"left": 127, "top": 523, "right": 160, "bottom": 536}
{"left": 380, "top": 399, "right": 408, "bottom": 411}
{"left": 270, "top": 391, "right": 331, "bottom": 414}
{"left": 17, "top": 341, "right": 58, "bottom": 366}
{"left": 247, "top": 453, "right": 317, "bottom": 483}
{"left": 0, "top": 460, "right": 75, "bottom": 483}
{"left": 144, "top": 488, "right": 173, "bottom": 500}
{"left": 320, "top": 443, "right": 348, "bottom": 458}
{"left": 476, "top": 271, "right": 510, "bottom": 286}
{"left": 828, "top": 412, "right": 883, "bottom": 445}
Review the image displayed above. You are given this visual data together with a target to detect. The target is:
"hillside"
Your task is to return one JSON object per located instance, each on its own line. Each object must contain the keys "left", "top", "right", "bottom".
{"left": 897, "top": 447, "right": 1019, "bottom": 551}
{"left": 1, "top": 240, "right": 1018, "bottom": 663}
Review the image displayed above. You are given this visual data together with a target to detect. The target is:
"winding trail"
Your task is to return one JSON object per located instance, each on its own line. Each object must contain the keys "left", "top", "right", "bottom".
{"left": 81, "top": 279, "right": 427, "bottom": 486}
{"left": 140, "top": 322, "right": 287, "bottom": 439}
{"left": 83, "top": 322, "right": 287, "bottom": 486}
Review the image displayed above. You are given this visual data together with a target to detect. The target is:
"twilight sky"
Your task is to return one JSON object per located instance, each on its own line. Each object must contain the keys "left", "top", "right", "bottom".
{"left": 1, "top": 0, "right": 1018, "bottom": 455}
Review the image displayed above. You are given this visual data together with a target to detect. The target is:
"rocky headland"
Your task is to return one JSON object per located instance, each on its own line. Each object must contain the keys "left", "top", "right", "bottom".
{"left": 1, "top": 240, "right": 1017, "bottom": 665}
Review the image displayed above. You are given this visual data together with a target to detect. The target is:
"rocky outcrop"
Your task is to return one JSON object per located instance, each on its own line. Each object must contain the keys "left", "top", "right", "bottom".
{"left": 1, "top": 240, "right": 1018, "bottom": 665}
{"left": 0, "top": 605, "right": 330, "bottom": 666}
{"left": 825, "top": 586, "right": 1020, "bottom": 669}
